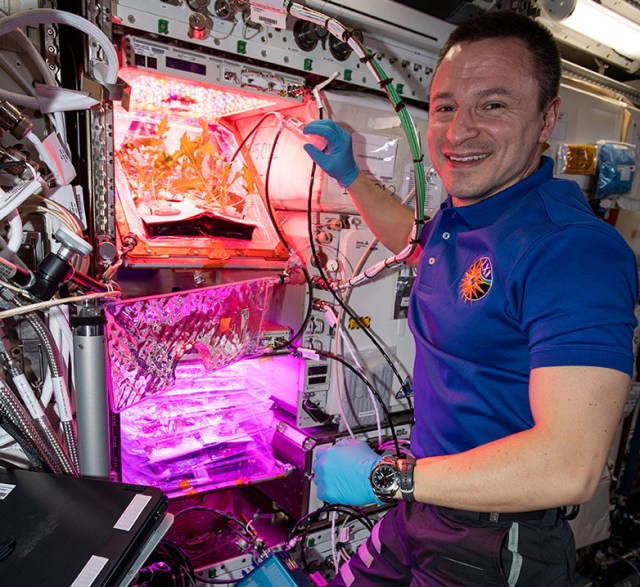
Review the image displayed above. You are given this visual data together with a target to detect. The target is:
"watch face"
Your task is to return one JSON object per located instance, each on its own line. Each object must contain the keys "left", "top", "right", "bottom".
{"left": 371, "top": 463, "right": 398, "bottom": 491}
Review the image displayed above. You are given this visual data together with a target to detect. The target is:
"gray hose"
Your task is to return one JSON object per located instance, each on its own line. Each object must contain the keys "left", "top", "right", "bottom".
{"left": 0, "top": 350, "right": 76, "bottom": 475}
{"left": 0, "top": 375, "right": 62, "bottom": 473}
{"left": 3, "top": 294, "right": 79, "bottom": 471}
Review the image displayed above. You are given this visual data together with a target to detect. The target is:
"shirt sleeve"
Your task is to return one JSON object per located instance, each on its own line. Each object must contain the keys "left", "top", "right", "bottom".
{"left": 510, "top": 223, "right": 638, "bottom": 375}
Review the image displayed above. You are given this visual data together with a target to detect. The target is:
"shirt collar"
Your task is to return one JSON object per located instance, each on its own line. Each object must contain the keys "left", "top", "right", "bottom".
{"left": 439, "top": 156, "right": 554, "bottom": 229}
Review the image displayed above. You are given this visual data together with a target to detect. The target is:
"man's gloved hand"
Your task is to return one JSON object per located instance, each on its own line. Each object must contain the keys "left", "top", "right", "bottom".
{"left": 312, "top": 438, "right": 383, "bottom": 506}
{"left": 303, "top": 120, "right": 359, "bottom": 188}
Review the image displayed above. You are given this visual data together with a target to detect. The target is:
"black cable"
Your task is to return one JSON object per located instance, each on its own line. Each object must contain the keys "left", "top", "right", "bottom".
{"left": 307, "top": 208, "right": 410, "bottom": 414}
{"left": 261, "top": 124, "right": 314, "bottom": 348}
{"left": 233, "top": 101, "right": 408, "bottom": 438}
{"left": 171, "top": 506, "right": 267, "bottom": 585}
{"left": 173, "top": 506, "right": 255, "bottom": 541}
{"left": 196, "top": 575, "right": 239, "bottom": 585}
{"left": 281, "top": 269, "right": 314, "bottom": 348}
{"left": 263, "top": 126, "right": 295, "bottom": 252}
{"left": 0, "top": 411, "right": 50, "bottom": 473}
{"left": 287, "top": 503, "right": 375, "bottom": 574}
{"left": 138, "top": 538, "right": 196, "bottom": 587}
{"left": 156, "top": 536, "right": 244, "bottom": 587}
{"left": 298, "top": 346, "right": 400, "bottom": 455}
{"left": 230, "top": 112, "right": 278, "bottom": 162}
{"left": 233, "top": 100, "right": 410, "bottom": 425}
{"left": 303, "top": 117, "right": 412, "bottom": 431}
{"left": 302, "top": 138, "right": 403, "bottom": 451}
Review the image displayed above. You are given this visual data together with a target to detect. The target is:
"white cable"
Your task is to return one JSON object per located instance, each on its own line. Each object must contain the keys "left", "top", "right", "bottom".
{"left": 327, "top": 304, "right": 380, "bottom": 440}
{"left": 49, "top": 305, "right": 73, "bottom": 367}
{"left": 0, "top": 289, "right": 120, "bottom": 321}
{"left": 338, "top": 326, "right": 382, "bottom": 445}
{"left": 19, "top": 205, "right": 79, "bottom": 236}
{"left": 312, "top": 72, "right": 339, "bottom": 113}
{"left": 0, "top": 168, "right": 37, "bottom": 262}
{"left": 324, "top": 305, "right": 356, "bottom": 439}
{"left": 331, "top": 511, "right": 339, "bottom": 575}
{"left": 3, "top": 21, "right": 58, "bottom": 89}
{"left": 329, "top": 188, "right": 417, "bottom": 440}
{"left": 0, "top": 9, "right": 118, "bottom": 84}
{"left": 4, "top": 209, "right": 22, "bottom": 255}
{"left": 22, "top": 194, "right": 84, "bottom": 234}
{"left": 48, "top": 304, "right": 73, "bottom": 398}
{"left": 7, "top": 28, "right": 67, "bottom": 138}
{"left": 39, "top": 366, "right": 54, "bottom": 407}
{"left": 25, "top": 132, "right": 66, "bottom": 186}
{"left": 0, "top": 25, "right": 68, "bottom": 142}
{"left": 0, "top": 88, "right": 39, "bottom": 110}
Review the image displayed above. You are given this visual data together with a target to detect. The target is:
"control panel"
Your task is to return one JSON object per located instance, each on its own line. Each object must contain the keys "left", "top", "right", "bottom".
{"left": 112, "top": 0, "right": 452, "bottom": 101}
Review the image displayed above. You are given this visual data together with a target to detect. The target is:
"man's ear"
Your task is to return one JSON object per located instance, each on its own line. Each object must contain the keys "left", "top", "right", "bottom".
{"left": 540, "top": 96, "right": 561, "bottom": 144}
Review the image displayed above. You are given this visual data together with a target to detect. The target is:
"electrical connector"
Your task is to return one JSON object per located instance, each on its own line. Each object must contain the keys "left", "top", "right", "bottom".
{"left": 0, "top": 100, "right": 32, "bottom": 139}
{"left": 27, "top": 226, "right": 93, "bottom": 301}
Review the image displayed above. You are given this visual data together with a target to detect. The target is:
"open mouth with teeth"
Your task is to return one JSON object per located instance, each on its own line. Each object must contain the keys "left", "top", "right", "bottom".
{"left": 447, "top": 154, "right": 490, "bottom": 162}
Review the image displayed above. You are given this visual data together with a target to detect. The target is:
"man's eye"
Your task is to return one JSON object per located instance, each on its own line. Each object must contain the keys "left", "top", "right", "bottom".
{"left": 486, "top": 103, "right": 505, "bottom": 110}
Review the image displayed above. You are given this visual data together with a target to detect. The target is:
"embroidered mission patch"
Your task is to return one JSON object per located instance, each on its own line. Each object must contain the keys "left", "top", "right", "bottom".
{"left": 459, "top": 256, "right": 493, "bottom": 302}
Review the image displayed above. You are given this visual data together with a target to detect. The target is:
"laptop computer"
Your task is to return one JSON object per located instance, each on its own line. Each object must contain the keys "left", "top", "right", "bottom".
{"left": 0, "top": 467, "right": 171, "bottom": 587}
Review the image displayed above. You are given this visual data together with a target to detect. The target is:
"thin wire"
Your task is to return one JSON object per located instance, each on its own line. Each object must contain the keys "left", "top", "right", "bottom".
{"left": 287, "top": 503, "right": 375, "bottom": 574}
{"left": 0, "top": 289, "right": 120, "bottom": 320}
{"left": 295, "top": 346, "right": 400, "bottom": 455}
{"left": 261, "top": 124, "right": 314, "bottom": 348}
{"left": 305, "top": 169, "right": 402, "bottom": 453}
{"left": 230, "top": 112, "right": 278, "bottom": 162}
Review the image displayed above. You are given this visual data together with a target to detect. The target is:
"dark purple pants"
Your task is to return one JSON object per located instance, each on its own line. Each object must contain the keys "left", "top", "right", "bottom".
{"left": 331, "top": 502, "right": 576, "bottom": 586}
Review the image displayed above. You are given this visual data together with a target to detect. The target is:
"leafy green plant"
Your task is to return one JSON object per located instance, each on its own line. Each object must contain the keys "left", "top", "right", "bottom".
{"left": 117, "top": 116, "right": 255, "bottom": 215}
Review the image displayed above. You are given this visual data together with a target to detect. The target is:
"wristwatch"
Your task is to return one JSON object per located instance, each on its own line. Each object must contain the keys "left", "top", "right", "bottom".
{"left": 370, "top": 457, "right": 416, "bottom": 503}
{"left": 369, "top": 456, "right": 400, "bottom": 503}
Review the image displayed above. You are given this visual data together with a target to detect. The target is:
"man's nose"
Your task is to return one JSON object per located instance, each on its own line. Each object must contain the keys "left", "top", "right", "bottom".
{"left": 446, "top": 108, "right": 480, "bottom": 145}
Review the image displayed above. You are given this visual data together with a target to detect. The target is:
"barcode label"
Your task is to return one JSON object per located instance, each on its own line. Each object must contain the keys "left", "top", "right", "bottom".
{"left": 259, "top": 16, "right": 278, "bottom": 25}
{"left": 251, "top": 1, "right": 287, "bottom": 29}
{"left": 0, "top": 483, "right": 15, "bottom": 500}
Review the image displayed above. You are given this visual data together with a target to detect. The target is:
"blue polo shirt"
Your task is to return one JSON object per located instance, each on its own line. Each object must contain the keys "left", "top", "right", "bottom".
{"left": 408, "top": 156, "right": 638, "bottom": 459}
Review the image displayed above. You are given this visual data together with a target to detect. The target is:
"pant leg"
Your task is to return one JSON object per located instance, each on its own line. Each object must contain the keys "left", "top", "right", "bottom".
{"left": 329, "top": 504, "right": 413, "bottom": 587}
{"left": 410, "top": 506, "right": 575, "bottom": 586}
{"left": 407, "top": 504, "right": 511, "bottom": 587}
{"left": 500, "top": 516, "right": 576, "bottom": 585}
{"left": 331, "top": 503, "right": 575, "bottom": 587}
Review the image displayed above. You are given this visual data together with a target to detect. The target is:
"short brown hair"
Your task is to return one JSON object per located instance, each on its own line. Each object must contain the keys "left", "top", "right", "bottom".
{"left": 434, "top": 11, "right": 561, "bottom": 111}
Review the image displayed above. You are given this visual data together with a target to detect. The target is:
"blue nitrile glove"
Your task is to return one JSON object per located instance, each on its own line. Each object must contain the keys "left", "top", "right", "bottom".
{"left": 312, "top": 438, "right": 383, "bottom": 506}
{"left": 303, "top": 120, "right": 359, "bottom": 188}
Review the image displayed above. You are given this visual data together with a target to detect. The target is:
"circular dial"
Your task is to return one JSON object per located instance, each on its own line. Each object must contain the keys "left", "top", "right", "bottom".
{"left": 371, "top": 463, "right": 397, "bottom": 490}
{"left": 328, "top": 29, "right": 363, "bottom": 61}
{"left": 293, "top": 20, "right": 319, "bottom": 51}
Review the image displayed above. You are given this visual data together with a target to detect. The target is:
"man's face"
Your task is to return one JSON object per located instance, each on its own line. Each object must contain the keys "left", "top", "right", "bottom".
{"left": 427, "top": 37, "right": 560, "bottom": 207}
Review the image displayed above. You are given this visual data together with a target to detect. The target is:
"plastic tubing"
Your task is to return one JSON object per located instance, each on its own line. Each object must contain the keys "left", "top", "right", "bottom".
{"left": 0, "top": 374, "right": 62, "bottom": 473}
{"left": 4, "top": 209, "right": 22, "bottom": 255}
{"left": 0, "top": 9, "right": 118, "bottom": 84}
{"left": 6, "top": 296, "right": 79, "bottom": 471}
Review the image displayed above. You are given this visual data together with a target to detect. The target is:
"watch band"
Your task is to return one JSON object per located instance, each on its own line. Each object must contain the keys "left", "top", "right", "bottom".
{"left": 398, "top": 458, "right": 416, "bottom": 502}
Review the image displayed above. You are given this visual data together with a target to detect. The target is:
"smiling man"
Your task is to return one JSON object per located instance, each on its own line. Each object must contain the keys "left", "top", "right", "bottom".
{"left": 303, "top": 11, "right": 638, "bottom": 586}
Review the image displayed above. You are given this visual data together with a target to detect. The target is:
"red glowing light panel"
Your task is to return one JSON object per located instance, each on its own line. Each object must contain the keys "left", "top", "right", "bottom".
{"left": 113, "top": 67, "right": 297, "bottom": 269}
